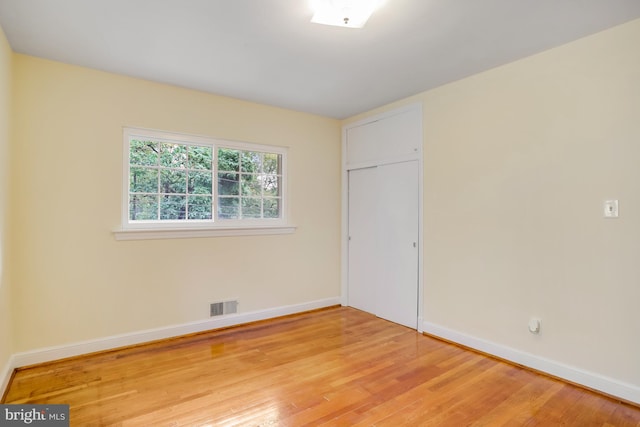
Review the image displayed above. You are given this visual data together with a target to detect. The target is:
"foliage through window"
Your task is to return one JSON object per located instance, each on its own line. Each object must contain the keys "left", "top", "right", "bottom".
{"left": 217, "top": 148, "right": 282, "bottom": 220}
{"left": 124, "top": 128, "right": 286, "bottom": 228}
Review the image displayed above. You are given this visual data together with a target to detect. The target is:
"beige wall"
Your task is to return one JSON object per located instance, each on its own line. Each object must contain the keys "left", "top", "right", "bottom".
{"left": 11, "top": 55, "right": 342, "bottom": 352}
{"left": 0, "top": 25, "right": 13, "bottom": 375}
{"left": 349, "top": 18, "right": 640, "bottom": 387}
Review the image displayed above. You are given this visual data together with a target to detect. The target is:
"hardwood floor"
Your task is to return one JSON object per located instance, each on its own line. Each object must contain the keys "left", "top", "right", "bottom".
{"left": 3, "top": 307, "right": 639, "bottom": 426}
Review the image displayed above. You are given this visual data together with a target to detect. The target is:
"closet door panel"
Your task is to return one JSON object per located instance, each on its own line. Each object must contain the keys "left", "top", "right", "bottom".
{"left": 375, "top": 160, "right": 419, "bottom": 329}
{"left": 347, "top": 167, "right": 379, "bottom": 315}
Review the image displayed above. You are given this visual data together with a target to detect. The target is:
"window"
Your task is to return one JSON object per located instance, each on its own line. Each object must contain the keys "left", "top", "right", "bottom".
{"left": 118, "top": 127, "right": 292, "bottom": 239}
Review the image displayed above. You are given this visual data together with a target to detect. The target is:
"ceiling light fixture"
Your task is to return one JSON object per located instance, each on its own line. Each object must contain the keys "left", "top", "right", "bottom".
{"left": 310, "top": 0, "right": 384, "bottom": 29}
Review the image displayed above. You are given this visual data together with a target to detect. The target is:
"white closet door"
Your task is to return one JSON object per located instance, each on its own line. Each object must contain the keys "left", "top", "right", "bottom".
{"left": 347, "top": 161, "right": 419, "bottom": 329}
{"left": 375, "top": 160, "right": 419, "bottom": 329}
{"left": 346, "top": 108, "right": 422, "bottom": 166}
{"left": 347, "top": 167, "right": 379, "bottom": 315}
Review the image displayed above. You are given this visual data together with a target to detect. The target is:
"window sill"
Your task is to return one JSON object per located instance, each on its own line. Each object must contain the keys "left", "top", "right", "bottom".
{"left": 113, "top": 225, "right": 297, "bottom": 241}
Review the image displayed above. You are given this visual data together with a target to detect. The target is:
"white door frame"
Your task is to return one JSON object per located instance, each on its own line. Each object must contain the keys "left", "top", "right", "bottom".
{"left": 341, "top": 103, "right": 424, "bottom": 331}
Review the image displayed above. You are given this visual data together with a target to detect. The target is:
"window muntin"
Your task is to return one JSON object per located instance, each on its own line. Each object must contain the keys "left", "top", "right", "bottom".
{"left": 124, "top": 128, "right": 286, "bottom": 229}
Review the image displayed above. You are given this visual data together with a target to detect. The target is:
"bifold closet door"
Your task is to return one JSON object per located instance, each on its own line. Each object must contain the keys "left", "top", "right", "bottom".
{"left": 347, "top": 161, "right": 419, "bottom": 329}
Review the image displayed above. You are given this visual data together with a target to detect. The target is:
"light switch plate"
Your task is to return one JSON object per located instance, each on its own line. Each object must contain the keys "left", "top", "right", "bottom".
{"left": 604, "top": 200, "right": 619, "bottom": 218}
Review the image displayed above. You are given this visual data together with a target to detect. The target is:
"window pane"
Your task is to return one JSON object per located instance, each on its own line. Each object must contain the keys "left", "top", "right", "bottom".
{"left": 241, "top": 173, "right": 261, "bottom": 196}
{"left": 264, "top": 198, "right": 280, "bottom": 219}
{"left": 160, "top": 169, "right": 187, "bottom": 194}
{"left": 188, "top": 171, "right": 212, "bottom": 194}
{"left": 218, "top": 173, "right": 239, "bottom": 196}
{"left": 188, "top": 195, "right": 212, "bottom": 219}
{"left": 130, "top": 140, "right": 159, "bottom": 166}
{"left": 130, "top": 194, "right": 158, "bottom": 220}
{"left": 263, "top": 153, "right": 280, "bottom": 174}
{"left": 160, "top": 195, "right": 186, "bottom": 219}
{"left": 160, "top": 143, "right": 188, "bottom": 168}
{"left": 188, "top": 146, "right": 212, "bottom": 170}
{"left": 241, "top": 197, "right": 262, "bottom": 219}
{"left": 130, "top": 167, "right": 158, "bottom": 193}
{"left": 241, "top": 151, "right": 261, "bottom": 173}
{"left": 218, "top": 197, "right": 239, "bottom": 219}
{"left": 218, "top": 148, "right": 239, "bottom": 172}
{"left": 261, "top": 174, "right": 280, "bottom": 197}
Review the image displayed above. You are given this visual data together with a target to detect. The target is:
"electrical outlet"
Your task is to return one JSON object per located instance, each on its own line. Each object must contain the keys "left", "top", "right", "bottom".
{"left": 528, "top": 318, "right": 541, "bottom": 334}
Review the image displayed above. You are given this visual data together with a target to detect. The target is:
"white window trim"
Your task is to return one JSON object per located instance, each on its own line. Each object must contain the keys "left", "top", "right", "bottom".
{"left": 114, "top": 127, "right": 294, "bottom": 240}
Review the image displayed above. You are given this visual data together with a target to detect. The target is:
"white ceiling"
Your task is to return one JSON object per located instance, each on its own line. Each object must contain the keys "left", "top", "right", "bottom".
{"left": 1, "top": 1, "right": 640, "bottom": 119}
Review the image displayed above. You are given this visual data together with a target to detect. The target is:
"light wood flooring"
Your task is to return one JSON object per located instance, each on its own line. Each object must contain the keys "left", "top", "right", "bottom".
{"left": 3, "top": 307, "right": 639, "bottom": 426}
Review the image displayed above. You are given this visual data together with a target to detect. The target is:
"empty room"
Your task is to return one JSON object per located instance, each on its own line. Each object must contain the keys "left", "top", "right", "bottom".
{"left": 0, "top": 0, "right": 639, "bottom": 425}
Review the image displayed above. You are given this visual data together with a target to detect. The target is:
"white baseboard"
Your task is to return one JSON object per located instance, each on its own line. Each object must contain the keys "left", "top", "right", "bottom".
{"left": 1, "top": 297, "right": 340, "bottom": 398}
{"left": 0, "top": 353, "right": 15, "bottom": 400}
{"left": 422, "top": 320, "right": 640, "bottom": 405}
